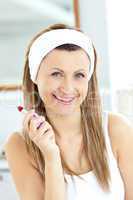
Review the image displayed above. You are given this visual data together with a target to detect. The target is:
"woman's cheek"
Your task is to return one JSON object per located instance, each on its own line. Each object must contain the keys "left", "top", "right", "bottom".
{"left": 81, "top": 85, "right": 88, "bottom": 101}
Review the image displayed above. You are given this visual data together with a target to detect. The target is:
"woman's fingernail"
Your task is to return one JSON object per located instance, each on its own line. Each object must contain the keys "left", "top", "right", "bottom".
{"left": 36, "top": 121, "right": 44, "bottom": 129}
{"left": 32, "top": 113, "right": 38, "bottom": 118}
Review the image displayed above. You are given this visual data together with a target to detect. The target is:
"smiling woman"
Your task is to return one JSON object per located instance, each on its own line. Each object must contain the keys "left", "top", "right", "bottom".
{"left": 4, "top": 23, "right": 133, "bottom": 200}
{"left": 35, "top": 48, "right": 90, "bottom": 116}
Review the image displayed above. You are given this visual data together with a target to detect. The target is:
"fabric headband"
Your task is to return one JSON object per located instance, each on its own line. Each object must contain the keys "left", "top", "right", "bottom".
{"left": 28, "top": 29, "right": 95, "bottom": 84}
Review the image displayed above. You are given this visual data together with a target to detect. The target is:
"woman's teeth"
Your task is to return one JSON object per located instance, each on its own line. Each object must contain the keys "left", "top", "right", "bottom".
{"left": 53, "top": 94, "right": 74, "bottom": 103}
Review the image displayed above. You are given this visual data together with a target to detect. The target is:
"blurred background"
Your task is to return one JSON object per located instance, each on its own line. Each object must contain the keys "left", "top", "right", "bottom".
{"left": 0, "top": 0, "right": 133, "bottom": 199}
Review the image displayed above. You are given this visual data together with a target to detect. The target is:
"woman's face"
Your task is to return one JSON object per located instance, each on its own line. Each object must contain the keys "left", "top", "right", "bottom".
{"left": 36, "top": 48, "right": 90, "bottom": 116}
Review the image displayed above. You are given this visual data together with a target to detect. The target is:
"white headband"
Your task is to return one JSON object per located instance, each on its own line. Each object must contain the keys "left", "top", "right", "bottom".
{"left": 28, "top": 29, "right": 95, "bottom": 83}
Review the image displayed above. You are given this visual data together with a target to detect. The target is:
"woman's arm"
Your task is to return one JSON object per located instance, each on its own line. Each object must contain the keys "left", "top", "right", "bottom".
{"left": 44, "top": 152, "right": 67, "bottom": 200}
{"left": 4, "top": 133, "right": 66, "bottom": 200}
{"left": 109, "top": 112, "right": 133, "bottom": 200}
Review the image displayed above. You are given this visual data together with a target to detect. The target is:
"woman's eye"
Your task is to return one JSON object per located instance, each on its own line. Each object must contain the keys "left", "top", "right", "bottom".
{"left": 76, "top": 73, "right": 85, "bottom": 78}
{"left": 51, "top": 72, "right": 85, "bottom": 78}
{"left": 51, "top": 72, "right": 61, "bottom": 77}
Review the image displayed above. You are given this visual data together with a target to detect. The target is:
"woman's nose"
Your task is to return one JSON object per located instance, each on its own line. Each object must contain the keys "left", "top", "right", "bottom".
{"left": 60, "top": 78, "right": 74, "bottom": 94}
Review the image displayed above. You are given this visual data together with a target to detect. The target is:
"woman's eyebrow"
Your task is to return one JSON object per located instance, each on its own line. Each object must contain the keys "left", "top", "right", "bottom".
{"left": 51, "top": 67, "right": 87, "bottom": 72}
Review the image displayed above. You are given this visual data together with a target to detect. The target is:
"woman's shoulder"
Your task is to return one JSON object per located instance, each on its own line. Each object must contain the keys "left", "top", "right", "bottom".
{"left": 4, "top": 132, "right": 28, "bottom": 159}
{"left": 107, "top": 111, "right": 133, "bottom": 157}
{"left": 4, "top": 132, "right": 38, "bottom": 169}
{"left": 4, "top": 132, "right": 26, "bottom": 151}
{"left": 107, "top": 112, "right": 133, "bottom": 195}
{"left": 108, "top": 111, "right": 133, "bottom": 136}
{"left": 4, "top": 132, "right": 45, "bottom": 197}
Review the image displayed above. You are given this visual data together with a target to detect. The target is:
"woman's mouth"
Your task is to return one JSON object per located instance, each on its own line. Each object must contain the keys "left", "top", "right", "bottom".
{"left": 52, "top": 94, "right": 75, "bottom": 105}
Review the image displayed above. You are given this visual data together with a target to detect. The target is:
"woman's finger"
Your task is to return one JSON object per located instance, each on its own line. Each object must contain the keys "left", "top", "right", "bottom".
{"left": 30, "top": 116, "right": 46, "bottom": 130}
{"left": 29, "top": 118, "right": 49, "bottom": 140}
{"left": 23, "top": 110, "right": 37, "bottom": 130}
{"left": 36, "top": 121, "right": 45, "bottom": 130}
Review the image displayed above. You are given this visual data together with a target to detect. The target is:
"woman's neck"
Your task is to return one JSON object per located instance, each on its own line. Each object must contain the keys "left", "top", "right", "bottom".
{"left": 45, "top": 108, "right": 82, "bottom": 139}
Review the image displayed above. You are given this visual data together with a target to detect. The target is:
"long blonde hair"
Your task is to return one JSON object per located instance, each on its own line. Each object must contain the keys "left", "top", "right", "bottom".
{"left": 22, "top": 23, "right": 111, "bottom": 191}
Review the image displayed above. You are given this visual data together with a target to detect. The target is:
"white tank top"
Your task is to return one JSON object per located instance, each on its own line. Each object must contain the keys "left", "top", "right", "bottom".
{"left": 63, "top": 110, "right": 125, "bottom": 200}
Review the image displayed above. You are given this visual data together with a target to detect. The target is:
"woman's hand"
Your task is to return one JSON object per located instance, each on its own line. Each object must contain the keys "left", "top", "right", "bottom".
{"left": 23, "top": 110, "right": 60, "bottom": 161}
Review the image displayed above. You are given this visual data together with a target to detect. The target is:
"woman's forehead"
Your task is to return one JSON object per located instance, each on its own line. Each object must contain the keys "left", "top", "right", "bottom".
{"left": 41, "top": 49, "right": 90, "bottom": 71}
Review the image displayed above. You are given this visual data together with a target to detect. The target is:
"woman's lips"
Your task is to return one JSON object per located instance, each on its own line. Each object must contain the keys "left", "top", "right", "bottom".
{"left": 52, "top": 94, "right": 75, "bottom": 104}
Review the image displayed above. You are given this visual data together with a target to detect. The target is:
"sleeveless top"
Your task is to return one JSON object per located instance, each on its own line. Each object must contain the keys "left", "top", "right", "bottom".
{"left": 63, "top": 110, "right": 125, "bottom": 200}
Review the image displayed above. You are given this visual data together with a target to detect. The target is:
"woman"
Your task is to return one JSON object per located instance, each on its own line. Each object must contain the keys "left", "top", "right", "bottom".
{"left": 4, "top": 23, "right": 133, "bottom": 200}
